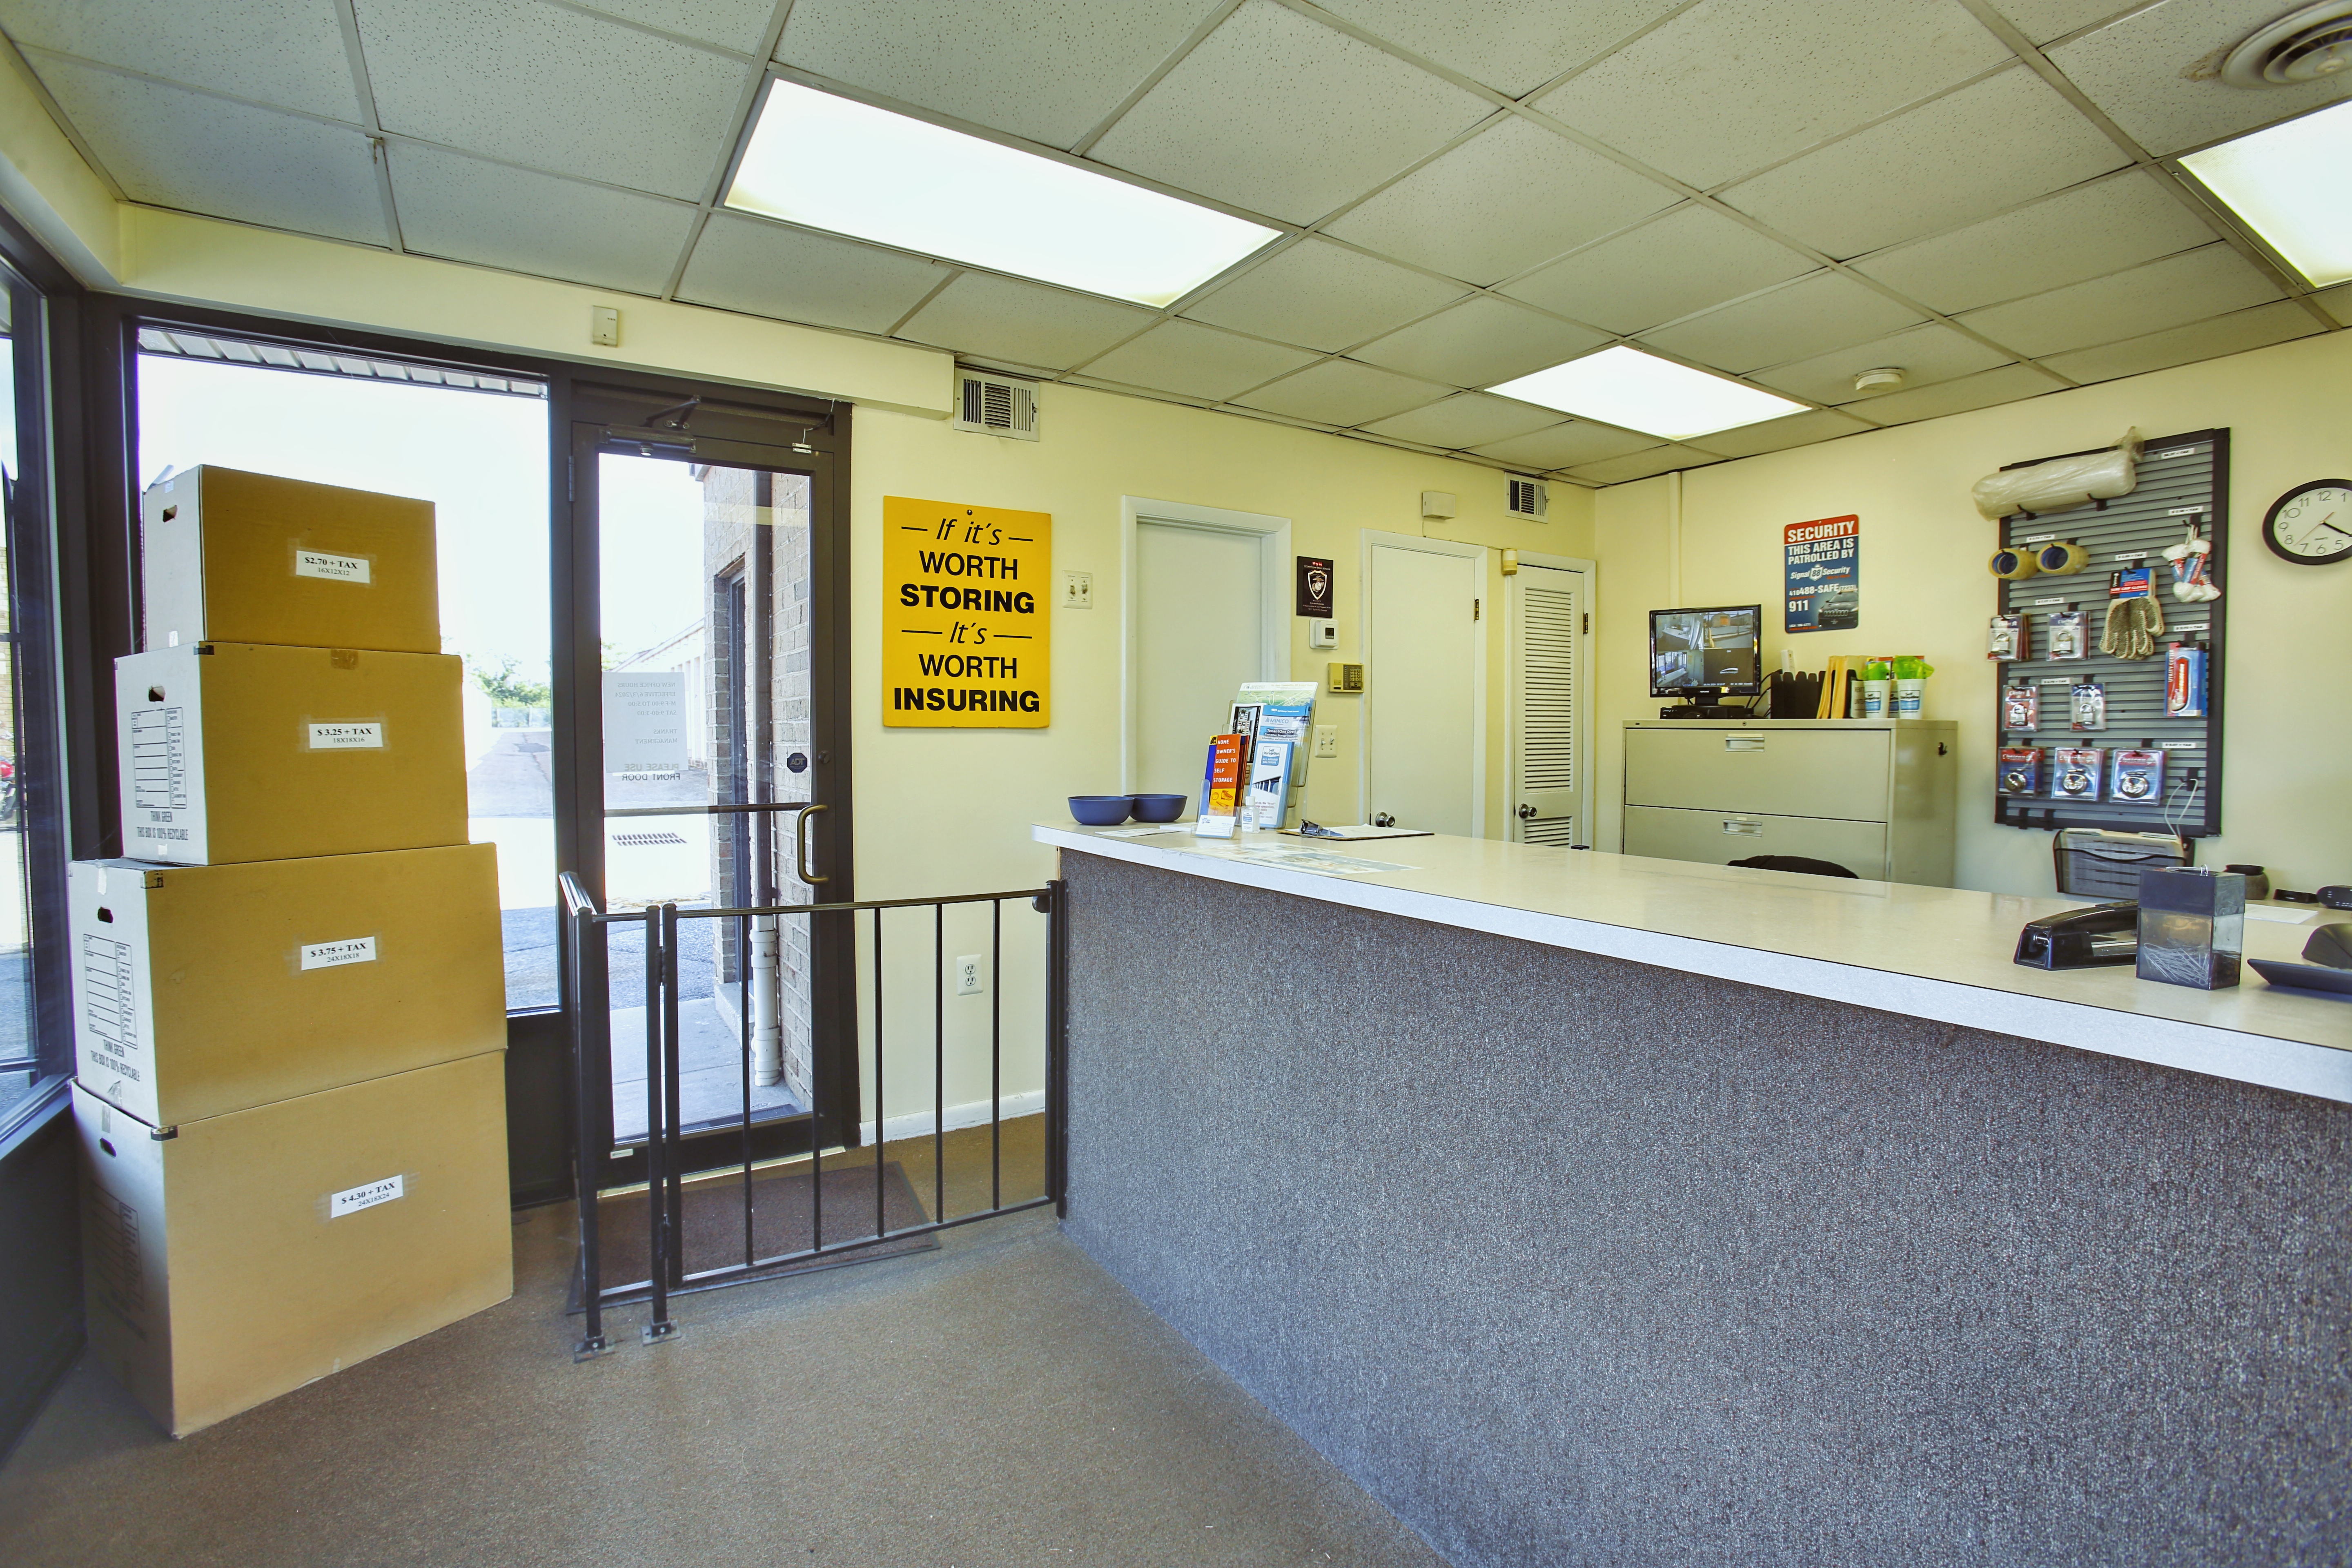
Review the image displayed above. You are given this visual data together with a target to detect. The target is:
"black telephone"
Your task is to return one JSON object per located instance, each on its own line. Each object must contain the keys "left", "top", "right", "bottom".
{"left": 2015, "top": 902, "right": 2139, "bottom": 969}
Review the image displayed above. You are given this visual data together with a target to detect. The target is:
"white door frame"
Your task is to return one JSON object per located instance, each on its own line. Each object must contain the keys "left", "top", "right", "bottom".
{"left": 1360, "top": 528, "right": 1488, "bottom": 838}
{"left": 1504, "top": 550, "right": 1598, "bottom": 847}
{"left": 1121, "top": 497, "right": 1292, "bottom": 793}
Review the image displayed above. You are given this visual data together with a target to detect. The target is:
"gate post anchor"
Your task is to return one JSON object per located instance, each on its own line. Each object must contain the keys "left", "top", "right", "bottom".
{"left": 573, "top": 1333, "right": 615, "bottom": 1362}
{"left": 641, "top": 1319, "right": 679, "bottom": 1346}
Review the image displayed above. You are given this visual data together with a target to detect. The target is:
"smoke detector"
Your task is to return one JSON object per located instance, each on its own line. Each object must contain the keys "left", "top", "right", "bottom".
{"left": 1852, "top": 366, "right": 1906, "bottom": 394}
{"left": 2223, "top": 2, "right": 2352, "bottom": 87}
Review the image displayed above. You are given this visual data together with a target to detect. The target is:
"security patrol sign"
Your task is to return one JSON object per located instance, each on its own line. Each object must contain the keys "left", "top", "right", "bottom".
{"left": 883, "top": 496, "right": 1050, "bottom": 727}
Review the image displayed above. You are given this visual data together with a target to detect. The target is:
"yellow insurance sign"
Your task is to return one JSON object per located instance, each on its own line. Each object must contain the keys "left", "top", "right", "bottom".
{"left": 882, "top": 496, "right": 1051, "bottom": 727}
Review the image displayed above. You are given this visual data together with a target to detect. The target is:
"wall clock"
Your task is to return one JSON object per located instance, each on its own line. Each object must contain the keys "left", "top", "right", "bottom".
{"left": 2261, "top": 480, "right": 2352, "bottom": 565}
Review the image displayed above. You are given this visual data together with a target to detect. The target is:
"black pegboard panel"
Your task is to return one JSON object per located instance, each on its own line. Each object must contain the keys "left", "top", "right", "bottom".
{"left": 1991, "top": 428, "right": 2226, "bottom": 838}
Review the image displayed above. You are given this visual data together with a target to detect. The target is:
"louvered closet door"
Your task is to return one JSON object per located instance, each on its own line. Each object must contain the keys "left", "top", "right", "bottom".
{"left": 1512, "top": 566, "right": 1584, "bottom": 846}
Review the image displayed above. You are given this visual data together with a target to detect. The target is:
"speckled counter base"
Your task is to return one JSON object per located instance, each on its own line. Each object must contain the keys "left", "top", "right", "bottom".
{"left": 1059, "top": 852, "right": 2352, "bottom": 1568}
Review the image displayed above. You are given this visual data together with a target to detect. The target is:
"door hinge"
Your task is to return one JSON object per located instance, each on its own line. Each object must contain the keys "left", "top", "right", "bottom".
{"left": 1583, "top": 612, "right": 1590, "bottom": 634}
{"left": 1473, "top": 598, "right": 1481, "bottom": 621}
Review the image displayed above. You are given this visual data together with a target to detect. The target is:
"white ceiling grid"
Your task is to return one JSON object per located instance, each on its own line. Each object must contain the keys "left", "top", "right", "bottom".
{"left": 1, "top": 0, "right": 2338, "bottom": 485}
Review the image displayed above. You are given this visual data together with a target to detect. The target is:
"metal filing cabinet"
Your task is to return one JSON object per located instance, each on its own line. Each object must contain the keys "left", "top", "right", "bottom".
{"left": 1622, "top": 719, "right": 1958, "bottom": 885}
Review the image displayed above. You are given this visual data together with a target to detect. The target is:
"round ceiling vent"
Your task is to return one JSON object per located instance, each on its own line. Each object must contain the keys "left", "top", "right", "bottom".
{"left": 1852, "top": 367, "right": 1905, "bottom": 394}
{"left": 2222, "top": 1, "right": 2352, "bottom": 88}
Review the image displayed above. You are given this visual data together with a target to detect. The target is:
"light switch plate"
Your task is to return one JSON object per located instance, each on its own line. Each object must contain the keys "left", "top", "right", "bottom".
{"left": 1314, "top": 724, "right": 1339, "bottom": 758}
{"left": 1062, "top": 571, "right": 1093, "bottom": 610}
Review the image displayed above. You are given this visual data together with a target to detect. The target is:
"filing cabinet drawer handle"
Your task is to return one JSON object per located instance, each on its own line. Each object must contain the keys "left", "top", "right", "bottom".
{"left": 1721, "top": 819, "right": 1765, "bottom": 836}
{"left": 1724, "top": 735, "right": 1766, "bottom": 752}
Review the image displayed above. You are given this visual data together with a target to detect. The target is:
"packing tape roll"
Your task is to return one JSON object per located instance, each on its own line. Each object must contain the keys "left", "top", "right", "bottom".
{"left": 2037, "top": 540, "right": 2090, "bottom": 575}
{"left": 1989, "top": 547, "right": 2040, "bottom": 580}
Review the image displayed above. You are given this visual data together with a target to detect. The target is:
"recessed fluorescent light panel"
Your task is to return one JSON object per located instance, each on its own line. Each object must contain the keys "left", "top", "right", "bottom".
{"left": 2180, "top": 99, "right": 2352, "bottom": 287}
{"left": 726, "top": 82, "right": 1280, "bottom": 307}
{"left": 1488, "top": 347, "right": 1806, "bottom": 440}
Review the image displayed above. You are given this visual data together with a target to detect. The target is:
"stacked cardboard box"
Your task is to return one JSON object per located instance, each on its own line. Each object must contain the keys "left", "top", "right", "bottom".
{"left": 72, "top": 467, "right": 512, "bottom": 1437}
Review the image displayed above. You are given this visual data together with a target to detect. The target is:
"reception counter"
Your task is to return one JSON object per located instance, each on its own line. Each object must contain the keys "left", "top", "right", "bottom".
{"left": 1036, "top": 824, "right": 2352, "bottom": 1566}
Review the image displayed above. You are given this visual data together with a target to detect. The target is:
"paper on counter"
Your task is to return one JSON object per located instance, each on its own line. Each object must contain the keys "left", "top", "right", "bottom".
{"left": 1224, "top": 845, "right": 1415, "bottom": 875}
{"left": 2247, "top": 904, "right": 2317, "bottom": 924}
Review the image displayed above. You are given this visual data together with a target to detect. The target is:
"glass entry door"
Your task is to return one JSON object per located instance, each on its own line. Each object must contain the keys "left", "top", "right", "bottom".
{"left": 570, "top": 394, "right": 853, "bottom": 1177}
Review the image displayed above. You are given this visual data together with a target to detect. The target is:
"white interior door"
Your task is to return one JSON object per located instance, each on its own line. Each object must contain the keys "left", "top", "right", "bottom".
{"left": 1134, "top": 520, "right": 1265, "bottom": 799}
{"left": 1510, "top": 563, "right": 1586, "bottom": 846}
{"left": 1365, "top": 539, "right": 1482, "bottom": 836}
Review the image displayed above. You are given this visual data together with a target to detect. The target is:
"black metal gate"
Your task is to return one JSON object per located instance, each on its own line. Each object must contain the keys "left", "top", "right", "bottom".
{"left": 561, "top": 873, "right": 1068, "bottom": 1356}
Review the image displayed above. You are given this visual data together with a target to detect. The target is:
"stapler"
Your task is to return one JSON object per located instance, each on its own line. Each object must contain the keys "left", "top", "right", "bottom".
{"left": 2015, "top": 902, "right": 2139, "bottom": 969}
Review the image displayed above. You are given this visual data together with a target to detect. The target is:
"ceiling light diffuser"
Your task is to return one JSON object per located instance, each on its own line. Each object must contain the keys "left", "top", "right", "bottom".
{"left": 1488, "top": 347, "right": 1806, "bottom": 440}
{"left": 726, "top": 82, "right": 1280, "bottom": 307}
{"left": 2180, "top": 99, "right": 2352, "bottom": 287}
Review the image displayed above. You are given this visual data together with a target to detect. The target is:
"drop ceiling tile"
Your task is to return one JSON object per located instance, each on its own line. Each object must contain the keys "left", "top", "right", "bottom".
{"left": 1985, "top": 1, "right": 2139, "bottom": 46}
{"left": 1310, "top": 0, "right": 1690, "bottom": 95}
{"left": 1849, "top": 169, "right": 2216, "bottom": 315}
{"left": 1323, "top": 116, "right": 1676, "bottom": 285}
{"left": 1358, "top": 392, "right": 1564, "bottom": 449}
{"left": 389, "top": 142, "right": 693, "bottom": 293}
{"left": 1074, "top": 319, "right": 1319, "bottom": 401}
{"left": 1955, "top": 243, "right": 2282, "bottom": 358}
{"left": 1181, "top": 238, "right": 1469, "bottom": 352}
{"left": 1536, "top": 0, "right": 2011, "bottom": 189}
{"left": 1468, "top": 420, "right": 1658, "bottom": 469}
{"left": 1087, "top": 0, "right": 1492, "bottom": 223}
{"left": 1852, "top": 362, "right": 2065, "bottom": 425}
{"left": 354, "top": 0, "right": 751, "bottom": 199}
{"left": 0, "top": 0, "right": 359, "bottom": 119}
{"left": 894, "top": 271, "right": 1155, "bottom": 370}
{"left": 1639, "top": 271, "right": 1924, "bottom": 373}
{"left": 1720, "top": 68, "right": 2128, "bottom": 260}
{"left": 1750, "top": 322, "right": 2011, "bottom": 405}
{"left": 774, "top": 0, "right": 1219, "bottom": 147}
{"left": 1684, "top": 407, "right": 1874, "bottom": 458}
{"left": 1232, "top": 358, "right": 1452, "bottom": 426}
{"left": 1352, "top": 297, "right": 1611, "bottom": 388}
{"left": 2038, "top": 298, "right": 2323, "bottom": 383}
{"left": 31, "top": 55, "right": 385, "bottom": 243}
{"left": 579, "top": 0, "right": 776, "bottom": 55}
{"left": 1565, "top": 444, "right": 1717, "bottom": 484}
{"left": 675, "top": 213, "right": 953, "bottom": 333}
{"left": 2047, "top": 0, "right": 2352, "bottom": 156}
{"left": 2313, "top": 282, "right": 2352, "bottom": 328}
{"left": 1500, "top": 206, "right": 1816, "bottom": 334}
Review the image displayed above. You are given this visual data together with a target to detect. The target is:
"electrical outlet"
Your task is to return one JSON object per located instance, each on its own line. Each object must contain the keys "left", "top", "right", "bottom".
{"left": 956, "top": 955, "right": 983, "bottom": 996}
{"left": 1314, "top": 724, "right": 1339, "bottom": 759}
{"left": 1062, "top": 571, "right": 1093, "bottom": 609}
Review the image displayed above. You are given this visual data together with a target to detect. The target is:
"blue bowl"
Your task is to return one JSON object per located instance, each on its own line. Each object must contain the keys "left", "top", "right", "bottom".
{"left": 1131, "top": 793, "right": 1187, "bottom": 823}
{"left": 1069, "top": 795, "right": 1134, "bottom": 826}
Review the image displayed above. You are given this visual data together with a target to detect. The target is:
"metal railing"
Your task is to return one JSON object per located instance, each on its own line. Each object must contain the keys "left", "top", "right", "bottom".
{"left": 561, "top": 871, "right": 1068, "bottom": 1358}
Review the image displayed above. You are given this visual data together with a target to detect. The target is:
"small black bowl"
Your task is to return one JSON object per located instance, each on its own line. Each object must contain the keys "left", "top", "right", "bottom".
{"left": 1131, "top": 793, "right": 1187, "bottom": 823}
{"left": 1069, "top": 795, "right": 1134, "bottom": 826}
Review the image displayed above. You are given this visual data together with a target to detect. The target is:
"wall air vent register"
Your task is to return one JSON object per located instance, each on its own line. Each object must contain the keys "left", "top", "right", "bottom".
{"left": 1507, "top": 477, "right": 1548, "bottom": 521}
{"left": 954, "top": 370, "right": 1040, "bottom": 441}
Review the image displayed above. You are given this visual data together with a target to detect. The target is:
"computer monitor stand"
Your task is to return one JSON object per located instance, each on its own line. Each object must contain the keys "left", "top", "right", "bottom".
{"left": 1659, "top": 688, "right": 1751, "bottom": 719}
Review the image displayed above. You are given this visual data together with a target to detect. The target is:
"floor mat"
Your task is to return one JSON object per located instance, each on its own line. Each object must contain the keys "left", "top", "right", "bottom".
{"left": 571, "top": 1159, "right": 938, "bottom": 1310}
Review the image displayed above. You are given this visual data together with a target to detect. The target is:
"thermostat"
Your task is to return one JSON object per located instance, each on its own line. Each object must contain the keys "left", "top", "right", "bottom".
{"left": 1308, "top": 620, "right": 1338, "bottom": 650}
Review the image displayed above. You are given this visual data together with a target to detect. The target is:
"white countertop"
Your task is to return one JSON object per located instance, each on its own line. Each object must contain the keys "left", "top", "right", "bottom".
{"left": 1034, "top": 824, "right": 2352, "bottom": 1105}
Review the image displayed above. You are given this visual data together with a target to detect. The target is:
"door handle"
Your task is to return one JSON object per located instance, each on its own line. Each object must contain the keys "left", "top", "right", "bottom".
{"left": 1517, "top": 804, "right": 1537, "bottom": 819}
{"left": 1372, "top": 812, "right": 1396, "bottom": 828}
{"left": 795, "top": 803, "right": 829, "bottom": 885}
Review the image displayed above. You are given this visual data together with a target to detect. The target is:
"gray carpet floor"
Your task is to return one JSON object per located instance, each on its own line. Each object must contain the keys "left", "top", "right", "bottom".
{"left": 0, "top": 1200, "right": 1446, "bottom": 1568}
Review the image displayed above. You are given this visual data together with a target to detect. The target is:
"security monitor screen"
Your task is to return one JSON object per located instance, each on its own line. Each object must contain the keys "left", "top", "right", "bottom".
{"left": 1650, "top": 606, "right": 1762, "bottom": 696}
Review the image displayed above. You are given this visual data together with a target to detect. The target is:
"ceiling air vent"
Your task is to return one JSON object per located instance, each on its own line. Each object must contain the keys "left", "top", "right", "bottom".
{"left": 2221, "top": 1, "right": 2352, "bottom": 87}
{"left": 954, "top": 370, "right": 1040, "bottom": 440}
{"left": 1507, "top": 476, "right": 1548, "bottom": 521}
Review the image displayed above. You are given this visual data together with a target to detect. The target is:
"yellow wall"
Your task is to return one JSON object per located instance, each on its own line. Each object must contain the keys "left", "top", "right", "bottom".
{"left": 1592, "top": 326, "right": 2352, "bottom": 898}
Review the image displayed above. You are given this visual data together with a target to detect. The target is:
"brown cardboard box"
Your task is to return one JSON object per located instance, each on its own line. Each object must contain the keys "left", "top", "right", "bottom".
{"left": 142, "top": 466, "right": 440, "bottom": 655}
{"left": 116, "top": 642, "right": 466, "bottom": 864}
{"left": 70, "top": 844, "right": 505, "bottom": 1127}
{"left": 75, "top": 1052, "right": 513, "bottom": 1439}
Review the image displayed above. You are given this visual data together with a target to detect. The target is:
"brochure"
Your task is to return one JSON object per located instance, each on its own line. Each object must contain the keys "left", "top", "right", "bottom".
{"left": 1195, "top": 733, "right": 1246, "bottom": 839}
{"left": 1234, "top": 682, "right": 1318, "bottom": 811}
{"left": 1243, "top": 739, "right": 1294, "bottom": 831}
